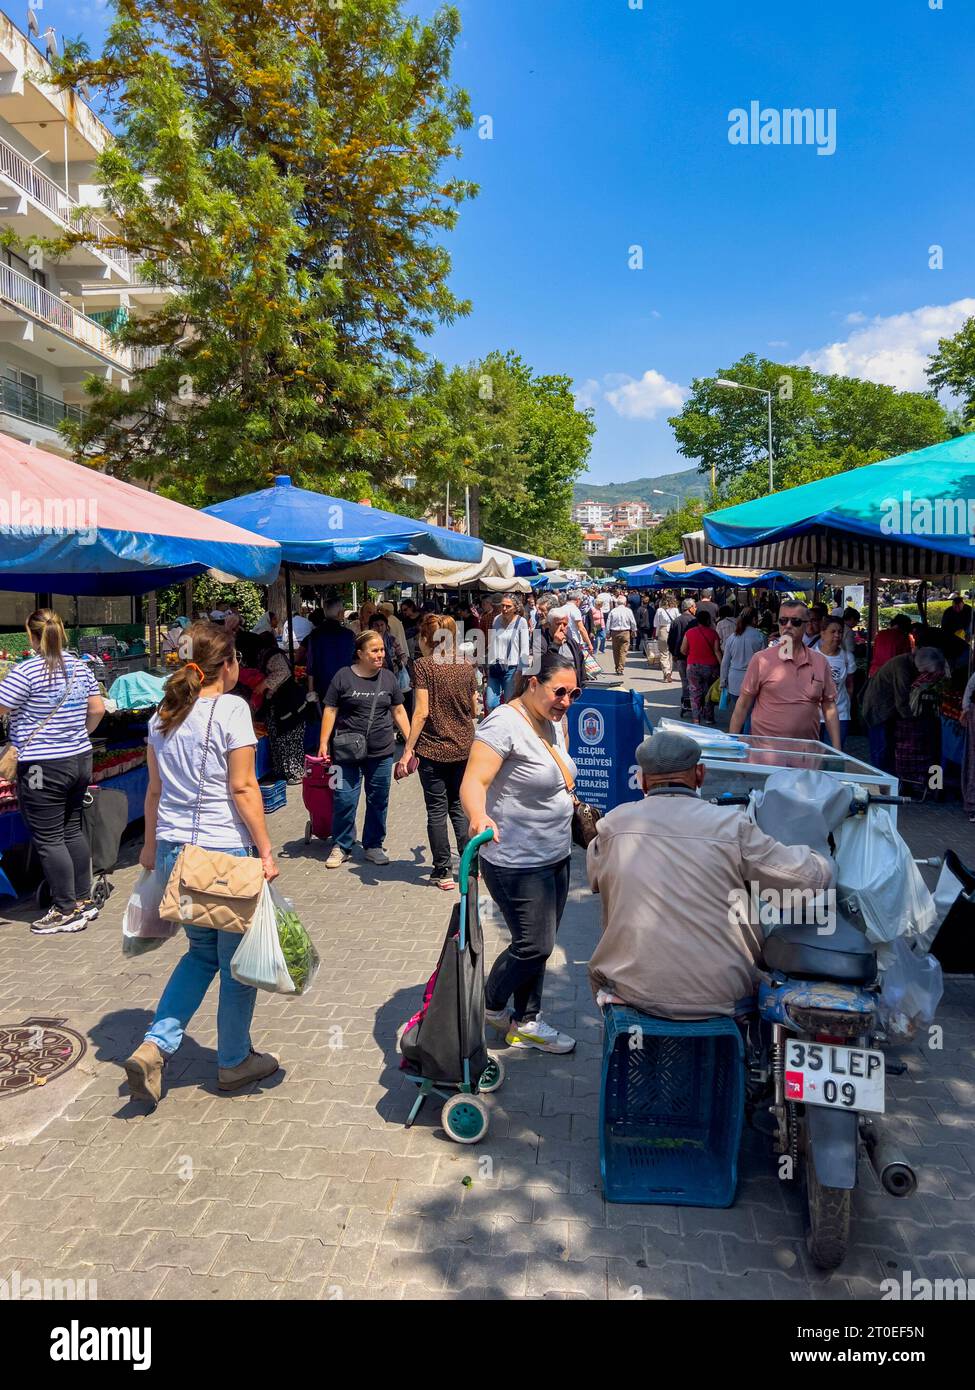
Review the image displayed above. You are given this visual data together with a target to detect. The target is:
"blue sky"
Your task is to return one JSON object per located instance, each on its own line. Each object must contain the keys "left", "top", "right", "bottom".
{"left": 53, "top": 0, "right": 975, "bottom": 486}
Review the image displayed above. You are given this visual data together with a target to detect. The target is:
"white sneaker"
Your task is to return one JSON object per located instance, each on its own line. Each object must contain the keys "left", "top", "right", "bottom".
{"left": 505, "top": 1015, "right": 576, "bottom": 1054}
{"left": 325, "top": 846, "right": 352, "bottom": 869}
{"left": 363, "top": 847, "right": 390, "bottom": 865}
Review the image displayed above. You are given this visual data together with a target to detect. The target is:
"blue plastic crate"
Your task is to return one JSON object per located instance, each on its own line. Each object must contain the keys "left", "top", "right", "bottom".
{"left": 259, "top": 779, "right": 287, "bottom": 814}
{"left": 599, "top": 1006, "right": 745, "bottom": 1207}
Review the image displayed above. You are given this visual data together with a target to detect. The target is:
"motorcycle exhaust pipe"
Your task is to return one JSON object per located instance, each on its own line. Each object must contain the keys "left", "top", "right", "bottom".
{"left": 864, "top": 1125, "right": 918, "bottom": 1198}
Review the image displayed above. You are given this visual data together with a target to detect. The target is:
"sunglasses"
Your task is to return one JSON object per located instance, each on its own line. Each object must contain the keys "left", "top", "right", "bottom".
{"left": 551, "top": 685, "right": 582, "bottom": 701}
{"left": 779, "top": 616, "right": 807, "bottom": 628}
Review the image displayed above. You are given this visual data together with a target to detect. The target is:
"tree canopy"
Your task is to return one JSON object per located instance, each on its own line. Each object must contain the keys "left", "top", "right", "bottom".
{"left": 668, "top": 353, "right": 949, "bottom": 493}
{"left": 410, "top": 352, "right": 595, "bottom": 564}
{"left": 48, "top": 0, "right": 475, "bottom": 502}
{"left": 927, "top": 316, "right": 975, "bottom": 431}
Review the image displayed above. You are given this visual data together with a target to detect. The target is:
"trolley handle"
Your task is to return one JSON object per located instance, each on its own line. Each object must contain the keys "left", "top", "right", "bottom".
{"left": 459, "top": 828, "right": 495, "bottom": 896}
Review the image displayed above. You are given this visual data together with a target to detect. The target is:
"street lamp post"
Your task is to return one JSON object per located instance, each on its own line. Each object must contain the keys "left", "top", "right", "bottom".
{"left": 714, "top": 378, "right": 774, "bottom": 493}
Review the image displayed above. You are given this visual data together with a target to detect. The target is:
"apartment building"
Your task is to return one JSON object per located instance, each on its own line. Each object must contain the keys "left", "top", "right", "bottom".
{"left": 572, "top": 498, "right": 656, "bottom": 531}
{"left": 0, "top": 10, "right": 158, "bottom": 457}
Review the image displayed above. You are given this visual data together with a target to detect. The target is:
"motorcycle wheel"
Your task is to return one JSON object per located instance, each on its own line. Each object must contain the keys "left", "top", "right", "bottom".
{"left": 804, "top": 1146, "right": 851, "bottom": 1271}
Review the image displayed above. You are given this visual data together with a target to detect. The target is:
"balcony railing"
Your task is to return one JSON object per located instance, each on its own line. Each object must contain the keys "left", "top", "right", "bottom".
{"left": 0, "top": 376, "right": 86, "bottom": 430}
{"left": 0, "top": 259, "right": 158, "bottom": 372}
{"left": 0, "top": 130, "right": 131, "bottom": 277}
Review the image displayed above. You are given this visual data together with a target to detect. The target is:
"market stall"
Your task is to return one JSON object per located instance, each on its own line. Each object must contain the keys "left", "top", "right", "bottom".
{"left": 0, "top": 433, "right": 281, "bottom": 899}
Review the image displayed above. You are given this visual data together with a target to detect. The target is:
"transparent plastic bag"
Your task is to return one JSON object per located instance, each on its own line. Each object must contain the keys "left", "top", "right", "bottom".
{"left": 121, "top": 869, "right": 178, "bottom": 956}
{"left": 833, "top": 809, "right": 936, "bottom": 944}
{"left": 876, "top": 936, "right": 944, "bottom": 1041}
{"left": 230, "top": 883, "right": 295, "bottom": 994}
{"left": 269, "top": 884, "right": 320, "bottom": 996}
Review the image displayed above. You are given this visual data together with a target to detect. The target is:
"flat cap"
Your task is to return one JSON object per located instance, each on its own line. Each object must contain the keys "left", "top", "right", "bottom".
{"left": 636, "top": 729, "right": 701, "bottom": 775}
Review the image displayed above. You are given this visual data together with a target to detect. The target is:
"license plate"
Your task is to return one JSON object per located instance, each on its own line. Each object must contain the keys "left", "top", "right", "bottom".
{"left": 784, "top": 1040, "right": 885, "bottom": 1114}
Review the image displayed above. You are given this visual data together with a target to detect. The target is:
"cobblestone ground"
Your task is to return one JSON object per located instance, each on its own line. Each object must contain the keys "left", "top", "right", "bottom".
{"left": 1, "top": 649, "right": 973, "bottom": 1300}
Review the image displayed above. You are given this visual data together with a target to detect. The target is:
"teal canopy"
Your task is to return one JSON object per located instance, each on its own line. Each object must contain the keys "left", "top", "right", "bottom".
{"left": 704, "top": 436, "right": 975, "bottom": 566}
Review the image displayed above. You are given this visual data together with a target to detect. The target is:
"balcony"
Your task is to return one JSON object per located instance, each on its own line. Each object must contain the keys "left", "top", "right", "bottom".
{"left": 0, "top": 376, "right": 86, "bottom": 429}
{"left": 0, "top": 130, "right": 131, "bottom": 279}
{"left": 0, "top": 258, "right": 156, "bottom": 371}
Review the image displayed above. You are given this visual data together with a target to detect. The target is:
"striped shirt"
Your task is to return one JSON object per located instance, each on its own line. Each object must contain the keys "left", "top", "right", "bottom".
{"left": 0, "top": 654, "right": 100, "bottom": 761}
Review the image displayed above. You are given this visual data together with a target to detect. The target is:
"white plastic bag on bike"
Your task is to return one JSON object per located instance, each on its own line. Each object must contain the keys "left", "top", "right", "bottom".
{"left": 230, "top": 883, "right": 296, "bottom": 994}
{"left": 876, "top": 936, "right": 943, "bottom": 1039}
{"left": 833, "top": 809, "right": 936, "bottom": 945}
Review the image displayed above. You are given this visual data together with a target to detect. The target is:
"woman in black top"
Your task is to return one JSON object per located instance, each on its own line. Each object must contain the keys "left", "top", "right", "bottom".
{"left": 319, "top": 631, "right": 410, "bottom": 869}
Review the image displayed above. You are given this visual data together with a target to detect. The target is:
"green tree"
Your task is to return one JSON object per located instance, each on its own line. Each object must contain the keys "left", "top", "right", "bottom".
{"left": 411, "top": 352, "right": 594, "bottom": 565}
{"left": 927, "top": 316, "right": 975, "bottom": 429}
{"left": 669, "top": 353, "right": 949, "bottom": 490}
{"left": 46, "top": 0, "right": 474, "bottom": 501}
{"left": 643, "top": 499, "right": 707, "bottom": 560}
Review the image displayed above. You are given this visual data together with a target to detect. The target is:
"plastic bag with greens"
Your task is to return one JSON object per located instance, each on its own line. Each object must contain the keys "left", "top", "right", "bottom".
{"left": 270, "top": 883, "right": 320, "bottom": 996}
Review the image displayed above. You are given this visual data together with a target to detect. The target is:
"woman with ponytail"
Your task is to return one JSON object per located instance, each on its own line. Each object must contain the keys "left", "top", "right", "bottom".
{"left": 0, "top": 609, "right": 104, "bottom": 934}
{"left": 123, "top": 622, "right": 281, "bottom": 1107}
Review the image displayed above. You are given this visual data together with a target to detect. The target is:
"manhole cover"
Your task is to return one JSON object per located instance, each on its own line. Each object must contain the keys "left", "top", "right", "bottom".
{"left": 0, "top": 1016, "right": 87, "bottom": 1096}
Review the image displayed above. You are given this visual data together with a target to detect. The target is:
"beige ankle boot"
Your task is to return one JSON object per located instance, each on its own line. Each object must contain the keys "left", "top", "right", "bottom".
{"left": 124, "top": 1041, "right": 165, "bottom": 1106}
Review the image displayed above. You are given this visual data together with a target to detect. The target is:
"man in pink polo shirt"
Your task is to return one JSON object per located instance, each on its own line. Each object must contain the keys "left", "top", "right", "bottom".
{"left": 729, "top": 600, "right": 842, "bottom": 749}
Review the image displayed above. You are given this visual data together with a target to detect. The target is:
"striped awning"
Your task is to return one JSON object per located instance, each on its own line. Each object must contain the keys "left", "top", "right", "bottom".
{"left": 681, "top": 530, "right": 975, "bottom": 578}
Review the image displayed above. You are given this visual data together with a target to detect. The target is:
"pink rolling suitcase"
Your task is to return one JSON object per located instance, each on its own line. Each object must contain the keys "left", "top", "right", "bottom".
{"left": 301, "top": 755, "right": 334, "bottom": 844}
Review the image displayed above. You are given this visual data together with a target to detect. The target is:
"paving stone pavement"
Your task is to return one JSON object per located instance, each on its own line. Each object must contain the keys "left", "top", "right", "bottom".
{"left": 1, "top": 649, "right": 973, "bottom": 1300}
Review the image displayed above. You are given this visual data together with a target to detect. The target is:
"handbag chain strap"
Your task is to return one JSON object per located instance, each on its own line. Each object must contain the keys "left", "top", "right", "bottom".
{"left": 510, "top": 701, "right": 577, "bottom": 799}
{"left": 190, "top": 696, "right": 220, "bottom": 847}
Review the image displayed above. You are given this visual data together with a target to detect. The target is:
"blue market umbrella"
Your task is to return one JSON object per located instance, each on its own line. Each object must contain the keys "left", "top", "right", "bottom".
{"left": 203, "top": 475, "right": 483, "bottom": 568}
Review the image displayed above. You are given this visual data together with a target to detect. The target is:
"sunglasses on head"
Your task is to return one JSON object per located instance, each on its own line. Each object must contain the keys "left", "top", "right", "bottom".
{"left": 779, "top": 616, "right": 807, "bottom": 627}
{"left": 550, "top": 684, "right": 582, "bottom": 701}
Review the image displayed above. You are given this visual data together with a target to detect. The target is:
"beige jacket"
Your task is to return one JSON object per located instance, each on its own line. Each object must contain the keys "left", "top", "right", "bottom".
{"left": 586, "top": 788, "right": 833, "bottom": 1019}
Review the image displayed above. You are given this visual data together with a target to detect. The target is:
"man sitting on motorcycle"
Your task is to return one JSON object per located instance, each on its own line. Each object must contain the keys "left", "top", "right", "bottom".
{"left": 587, "top": 730, "right": 834, "bottom": 1019}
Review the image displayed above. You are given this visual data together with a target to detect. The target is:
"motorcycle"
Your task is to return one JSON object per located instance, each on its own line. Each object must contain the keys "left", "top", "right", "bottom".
{"left": 715, "top": 774, "right": 938, "bottom": 1270}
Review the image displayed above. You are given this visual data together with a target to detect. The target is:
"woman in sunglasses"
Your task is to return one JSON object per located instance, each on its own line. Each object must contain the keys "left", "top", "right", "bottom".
{"left": 461, "top": 650, "right": 580, "bottom": 1054}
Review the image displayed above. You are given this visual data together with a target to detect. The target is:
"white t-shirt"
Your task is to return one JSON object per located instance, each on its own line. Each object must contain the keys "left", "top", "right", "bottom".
{"left": 596, "top": 592, "right": 613, "bottom": 614}
{"left": 475, "top": 705, "right": 575, "bottom": 868}
{"left": 148, "top": 694, "right": 258, "bottom": 850}
{"left": 822, "top": 649, "right": 855, "bottom": 721}
{"left": 563, "top": 601, "right": 588, "bottom": 646}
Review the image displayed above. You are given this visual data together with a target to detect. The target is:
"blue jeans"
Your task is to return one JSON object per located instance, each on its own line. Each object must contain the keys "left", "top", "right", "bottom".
{"left": 486, "top": 665, "right": 519, "bottom": 712}
{"left": 593, "top": 628, "right": 606, "bottom": 654}
{"left": 144, "top": 840, "right": 257, "bottom": 1070}
{"left": 332, "top": 755, "right": 394, "bottom": 851}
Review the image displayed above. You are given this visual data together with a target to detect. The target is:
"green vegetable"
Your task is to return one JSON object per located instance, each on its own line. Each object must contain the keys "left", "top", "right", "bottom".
{"left": 275, "top": 906, "right": 319, "bottom": 995}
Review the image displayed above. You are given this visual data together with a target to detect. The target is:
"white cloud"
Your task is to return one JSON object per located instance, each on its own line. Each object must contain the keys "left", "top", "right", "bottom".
{"left": 844, "top": 311, "right": 867, "bottom": 325}
{"left": 796, "top": 298, "right": 975, "bottom": 392}
{"left": 604, "top": 369, "right": 689, "bottom": 420}
{"left": 768, "top": 340, "right": 789, "bottom": 349}
{"left": 573, "top": 378, "right": 601, "bottom": 411}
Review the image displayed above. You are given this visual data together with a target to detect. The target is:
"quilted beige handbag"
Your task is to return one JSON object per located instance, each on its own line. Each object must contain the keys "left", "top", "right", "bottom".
{"left": 158, "top": 697, "right": 264, "bottom": 932}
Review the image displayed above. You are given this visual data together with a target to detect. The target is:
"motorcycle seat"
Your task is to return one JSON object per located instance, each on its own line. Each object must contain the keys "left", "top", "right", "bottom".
{"left": 762, "top": 916, "right": 877, "bottom": 987}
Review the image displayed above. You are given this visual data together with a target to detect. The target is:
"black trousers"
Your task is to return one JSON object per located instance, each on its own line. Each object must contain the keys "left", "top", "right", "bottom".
{"left": 482, "top": 855, "right": 571, "bottom": 1022}
{"left": 417, "top": 756, "right": 470, "bottom": 879}
{"left": 17, "top": 754, "right": 93, "bottom": 914}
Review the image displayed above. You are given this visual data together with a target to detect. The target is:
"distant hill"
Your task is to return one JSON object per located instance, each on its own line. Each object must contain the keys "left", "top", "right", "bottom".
{"left": 572, "top": 467, "right": 709, "bottom": 508}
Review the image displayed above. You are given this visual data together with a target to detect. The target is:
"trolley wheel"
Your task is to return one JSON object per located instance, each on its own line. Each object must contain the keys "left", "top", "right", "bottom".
{"left": 441, "top": 1094, "right": 489, "bottom": 1145}
{"left": 478, "top": 1055, "right": 505, "bottom": 1094}
{"left": 304, "top": 818, "right": 312, "bottom": 845}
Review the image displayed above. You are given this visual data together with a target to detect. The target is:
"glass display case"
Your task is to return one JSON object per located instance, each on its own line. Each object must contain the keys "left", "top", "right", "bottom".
{"left": 654, "top": 719, "right": 899, "bottom": 817}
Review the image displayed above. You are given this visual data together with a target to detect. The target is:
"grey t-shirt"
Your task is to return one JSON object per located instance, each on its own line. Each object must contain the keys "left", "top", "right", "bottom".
{"left": 475, "top": 704, "right": 576, "bottom": 868}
